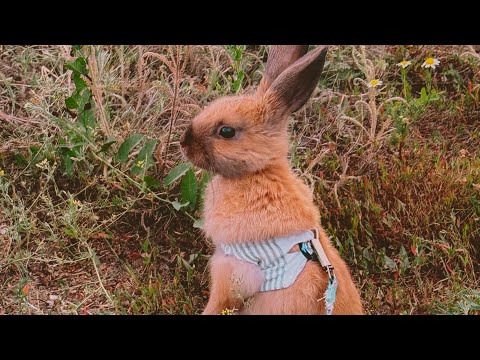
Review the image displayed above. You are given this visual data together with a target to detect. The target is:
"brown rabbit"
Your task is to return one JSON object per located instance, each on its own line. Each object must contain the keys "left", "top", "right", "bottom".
{"left": 180, "top": 45, "right": 363, "bottom": 314}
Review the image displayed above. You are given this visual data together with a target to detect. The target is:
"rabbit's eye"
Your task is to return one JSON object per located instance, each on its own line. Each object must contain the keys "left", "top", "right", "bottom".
{"left": 219, "top": 126, "right": 236, "bottom": 139}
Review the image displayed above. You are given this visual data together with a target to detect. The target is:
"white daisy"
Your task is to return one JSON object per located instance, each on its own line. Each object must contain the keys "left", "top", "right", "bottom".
{"left": 367, "top": 79, "right": 383, "bottom": 88}
{"left": 421, "top": 57, "right": 440, "bottom": 69}
{"left": 397, "top": 60, "right": 411, "bottom": 69}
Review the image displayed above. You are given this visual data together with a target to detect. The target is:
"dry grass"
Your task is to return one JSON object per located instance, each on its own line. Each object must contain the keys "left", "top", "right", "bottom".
{"left": 0, "top": 45, "right": 479, "bottom": 314}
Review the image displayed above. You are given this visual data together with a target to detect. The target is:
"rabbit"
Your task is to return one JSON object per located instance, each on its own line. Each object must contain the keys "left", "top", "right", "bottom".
{"left": 180, "top": 45, "right": 363, "bottom": 315}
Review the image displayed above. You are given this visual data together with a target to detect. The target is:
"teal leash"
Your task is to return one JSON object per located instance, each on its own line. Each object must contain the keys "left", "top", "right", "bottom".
{"left": 324, "top": 266, "right": 338, "bottom": 315}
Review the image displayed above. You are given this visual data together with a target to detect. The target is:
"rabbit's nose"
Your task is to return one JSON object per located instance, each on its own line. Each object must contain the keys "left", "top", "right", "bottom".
{"left": 180, "top": 126, "right": 193, "bottom": 148}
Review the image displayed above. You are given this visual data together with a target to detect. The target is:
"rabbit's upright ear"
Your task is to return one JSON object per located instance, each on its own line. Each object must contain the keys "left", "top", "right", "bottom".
{"left": 263, "top": 45, "right": 328, "bottom": 115}
{"left": 257, "top": 45, "right": 309, "bottom": 95}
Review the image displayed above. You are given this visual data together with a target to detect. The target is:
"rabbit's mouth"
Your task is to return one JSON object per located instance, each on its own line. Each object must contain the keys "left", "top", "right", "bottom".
{"left": 180, "top": 138, "right": 215, "bottom": 174}
{"left": 184, "top": 151, "right": 213, "bottom": 173}
{"left": 179, "top": 126, "right": 220, "bottom": 174}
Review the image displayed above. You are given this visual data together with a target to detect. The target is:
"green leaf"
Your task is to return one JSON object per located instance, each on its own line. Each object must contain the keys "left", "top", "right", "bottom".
{"left": 78, "top": 108, "right": 97, "bottom": 130}
{"left": 131, "top": 139, "right": 158, "bottom": 175}
{"left": 65, "top": 96, "right": 79, "bottom": 109}
{"left": 66, "top": 89, "right": 91, "bottom": 111}
{"left": 13, "top": 153, "right": 28, "bottom": 167}
{"left": 363, "top": 248, "right": 372, "bottom": 262}
{"left": 163, "top": 162, "right": 192, "bottom": 186}
{"left": 116, "top": 134, "right": 144, "bottom": 163}
{"left": 143, "top": 176, "right": 161, "bottom": 190}
{"left": 399, "top": 245, "right": 410, "bottom": 269}
{"left": 64, "top": 156, "right": 74, "bottom": 176}
{"left": 198, "top": 171, "right": 212, "bottom": 201}
{"left": 65, "top": 57, "right": 88, "bottom": 75}
{"left": 180, "top": 257, "right": 193, "bottom": 271}
{"left": 193, "top": 218, "right": 204, "bottom": 229}
{"left": 90, "top": 248, "right": 101, "bottom": 266}
{"left": 99, "top": 139, "right": 117, "bottom": 153}
{"left": 130, "top": 165, "right": 142, "bottom": 176}
{"left": 232, "top": 70, "right": 244, "bottom": 93}
{"left": 29, "top": 145, "right": 40, "bottom": 155}
{"left": 73, "top": 73, "right": 88, "bottom": 92}
{"left": 180, "top": 169, "right": 198, "bottom": 210}
{"left": 64, "top": 227, "right": 77, "bottom": 238}
{"left": 61, "top": 149, "right": 76, "bottom": 177}
{"left": 77, "top": 88, "right": 92, "bottom": 110}
{"left": 384, "top": 255, "right": 397, "bottom": 271}
{"left": 172, "top": 199, "right": 189, "bottom": 211}
{"left": 420, "top": 87, "right": 427, "bottom": 100}
{"left": 72, "top": 45, "right": 83, "bottom": 51}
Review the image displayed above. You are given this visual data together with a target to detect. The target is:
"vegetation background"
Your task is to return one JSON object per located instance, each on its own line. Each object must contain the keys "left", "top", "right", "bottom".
{"left": 0, "top": 45, "right": 479, "bottom": 314}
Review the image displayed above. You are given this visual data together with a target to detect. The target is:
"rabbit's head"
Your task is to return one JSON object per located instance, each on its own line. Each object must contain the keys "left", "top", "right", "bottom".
{"left": 180, "top": 45, "right": 328, "bottom": 178}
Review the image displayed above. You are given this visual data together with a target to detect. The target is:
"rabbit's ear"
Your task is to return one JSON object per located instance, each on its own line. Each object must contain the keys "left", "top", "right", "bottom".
{"left": 257, "top": 45, "right": 309, "bottom": 95}
{"left": 264, "top": 45, "right": 328, "bottom": 115}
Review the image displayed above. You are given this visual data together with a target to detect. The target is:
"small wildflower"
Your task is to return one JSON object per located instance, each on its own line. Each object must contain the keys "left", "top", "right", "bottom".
{"left": 35, "top": 158, "right": 49, "bottom": 169}
{"left": 46, "top": 294, "right": 58, "bottom": 308}
{"left": 0, "top": 169, "right": 4, "bottom": 177}
{"left": 136, "top": 160, "right": 145, "bottom": 168}
{"left": 30, "top": 96, "right": 42, "bottom": 106}
{"left": 459, "top": 149, "right": 469, "bottom": 158}
{"left": 397, "top": 60, "right": 411, "bottom": 69}
{"left": 71, "top": 199, "right": 82, "bottom": 206}
{"left": 22, "top": 284, "right": 30, "bottom": 296}
{"left": 421, "top": 57, "right": 440, "bottom": 69}
{"left": 220, "top": 308, "right": 236, "bottom": 315}
{"left": 367, "top": 79, "right": 383, "bottom": 88}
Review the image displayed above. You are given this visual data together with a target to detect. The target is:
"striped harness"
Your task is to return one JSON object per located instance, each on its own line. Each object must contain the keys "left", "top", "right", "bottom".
{"left": 219, "top": 228, "right": 338, "bottom": 315}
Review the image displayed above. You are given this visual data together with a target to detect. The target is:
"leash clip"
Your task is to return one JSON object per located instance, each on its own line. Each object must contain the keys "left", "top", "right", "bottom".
{"left": 310, "top": 228, "right": 334, "bottom": 272}
{"left": 325, "top": 264, "right": 335, "bottom": 282}
{"left": 299, "top": 228, "right": 336, "bottom": 280}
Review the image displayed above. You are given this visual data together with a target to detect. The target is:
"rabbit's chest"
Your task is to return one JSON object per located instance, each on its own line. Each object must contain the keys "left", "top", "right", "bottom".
{"left": 202, "top": 176, "right": 319, "bottom": 244}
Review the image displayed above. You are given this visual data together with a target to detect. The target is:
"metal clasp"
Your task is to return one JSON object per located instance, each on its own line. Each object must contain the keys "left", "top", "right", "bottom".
{"left": 310, "top": 228, "right": 332, "bottom": 267}
{"left": 325, "top": 265, "right": 335, "bottom": 282}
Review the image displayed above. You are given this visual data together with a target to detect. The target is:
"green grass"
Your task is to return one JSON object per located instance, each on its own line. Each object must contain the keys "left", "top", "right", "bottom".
{"left": 0, "top": 45, "right": 479, "bottom": 314}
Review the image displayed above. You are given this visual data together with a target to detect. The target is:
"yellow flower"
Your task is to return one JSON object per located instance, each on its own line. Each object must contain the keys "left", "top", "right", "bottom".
{"left": 397, "top": 60, "right": 411, "bottom": 69}
{"left": 0, "top": 169, "right": 4, "bottom": 177}
{"left": 136, "top": 160, "right": 145, "bottom": 167}
{"left": 367, "top": 79, "right": 383, "bottom": 88}
{"left": 421, "top": 57, "right": 440, "bottom": 69}
{"left": 70, "top": 199, "right": 82, "bottom": 206}
{"left": 220, "top": 308, "right": 235, "bottom": 315}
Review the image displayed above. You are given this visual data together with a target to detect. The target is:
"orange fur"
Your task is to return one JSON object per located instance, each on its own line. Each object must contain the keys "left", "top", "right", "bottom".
{"left": 181, "top": 45, "right": 363, "bottom": 315}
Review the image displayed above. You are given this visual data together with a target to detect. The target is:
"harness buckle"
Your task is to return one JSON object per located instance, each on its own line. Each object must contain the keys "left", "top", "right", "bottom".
{"left": 310, "top": 228, "right": 333, "bottom": 269}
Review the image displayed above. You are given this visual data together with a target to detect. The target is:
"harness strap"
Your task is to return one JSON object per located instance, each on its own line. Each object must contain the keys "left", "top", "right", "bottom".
{"left": 299, "top": 228, "right": 338, "bottom": 315}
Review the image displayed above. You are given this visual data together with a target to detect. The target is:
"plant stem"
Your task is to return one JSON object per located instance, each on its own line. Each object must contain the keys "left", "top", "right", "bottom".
{"left": 425, "top": 69, "right": 432, "bottom": 93}
{"left": 401, "top": 68, "right": 409, "bottom": 100}
{"left": 163, "top": 46, "right": 181, "bottom": 166}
